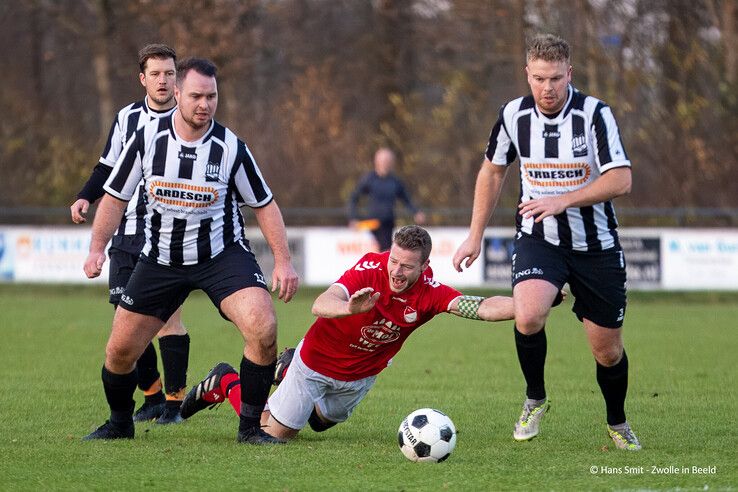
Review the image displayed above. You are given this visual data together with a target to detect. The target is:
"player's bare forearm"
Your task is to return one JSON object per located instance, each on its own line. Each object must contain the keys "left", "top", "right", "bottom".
{"left": 90, "top": 194, "right": 127, "bottom": 253}
{"left": 468, "top": 161, "right": 508, "bottom": 241}
{"left": 253, "top": 200, "right": 299, "bottom": 301}
{"left": 453, "top": 162, "right": 508, "bottom": 272}
{"left": 519, "top": 167, "right": 631, "bottom": 222}
{"left": 448, "top": 295, "right": 514, "bottom": 322}
{"left": 312, "top": 286, "right": 378, "bottom": 318}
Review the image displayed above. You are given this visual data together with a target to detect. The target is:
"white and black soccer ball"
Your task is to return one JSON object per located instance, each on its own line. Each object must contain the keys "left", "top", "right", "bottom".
{"left": 398, "top": 408, "right": 457, "bottom": 463}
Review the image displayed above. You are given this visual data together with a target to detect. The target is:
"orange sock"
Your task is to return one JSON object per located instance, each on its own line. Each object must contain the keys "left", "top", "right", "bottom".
{"left": 166, "top": 388, "right": 186, "bottom": 401}
{"left": 143, "top": 378, "right": 163, "bottom": 396}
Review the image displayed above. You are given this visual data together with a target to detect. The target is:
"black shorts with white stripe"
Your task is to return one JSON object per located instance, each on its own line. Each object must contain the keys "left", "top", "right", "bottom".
{"left": 512, "top": 234, "right": 626, "bottom": 328}
{"left": 119, "top": 241, "right": 268, "bottom": 322}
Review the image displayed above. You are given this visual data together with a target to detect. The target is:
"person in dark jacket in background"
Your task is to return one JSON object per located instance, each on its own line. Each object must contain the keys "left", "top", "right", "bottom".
{"left": 348, "top": 147, "right": 425, "bottom": 251}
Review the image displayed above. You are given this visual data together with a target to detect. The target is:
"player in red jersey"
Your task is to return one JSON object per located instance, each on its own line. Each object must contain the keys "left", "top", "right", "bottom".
{"left": 180, "top": 225, "right": 521, "bottom": 442}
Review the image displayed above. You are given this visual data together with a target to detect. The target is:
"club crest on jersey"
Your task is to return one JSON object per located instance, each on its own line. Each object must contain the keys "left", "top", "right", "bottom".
{"left": 205, "top": 160, "right": 221, "bottom": 182}
{"left": 523, "top": 162, "right": 591, "bottom": 188}
{"left": 149, "top": 181, "right": 219, "bottom": 208}
{"left": 403, "top": 306, "right": 417, "bottom": 323}
{"left": 571, "top": 133, "right": 588, "bottom": 157}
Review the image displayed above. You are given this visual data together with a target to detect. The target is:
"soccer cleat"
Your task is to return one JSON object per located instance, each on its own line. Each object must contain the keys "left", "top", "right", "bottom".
{"left": 83, "top": 420, "right": 134, "bottom": 440}
{"left": 513, "top": 398, "right": 549, "bottom": 441}
{"left": 237, "top": 426, "right": 287, "bottom": 445}
{"left": 180, "top": 362, "right": 237, "bottom": 419}
{"left": 156, "top": 404, "right": 184, "bottom": 424}
{"left": 607, "top": 422, "right": 642, "bottom": 451}
{"left": 132, "top": 401, "right": 166, "bottom": 422}
{"left": 273, "top": 347, "right": 295, "bottom": 386}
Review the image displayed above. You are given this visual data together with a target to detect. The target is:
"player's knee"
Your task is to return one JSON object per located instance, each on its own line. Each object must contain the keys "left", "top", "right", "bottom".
{"left": 515, "top": 313, "right": 546, "bottom": 334}
{"left": 105, "top": 343, "right": 138, "bottom": 371}
{"left": 593, "top": 346, "right": 623, "bottom": 367}
{"left": 308, "top": 409, "right": 336, "bottom": 433}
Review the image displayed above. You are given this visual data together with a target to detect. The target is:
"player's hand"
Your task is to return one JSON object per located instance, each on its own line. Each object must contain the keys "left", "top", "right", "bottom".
{"left": 452, "top": 237, "right": 481, "bottom": 272}
{"left": 83, "top": 251, "right": 106, "bottom": 278}
{"left": 518, "top": 196, "right": 569, "bottom": 223}
{"left": 70, "top": 199, "right": 90, "bottom": 224}
{"left": 347, "top": 287, "right": 380, "bottom": 314}
{"left": 272, "top": 261, "right": 299, "bottom": 303}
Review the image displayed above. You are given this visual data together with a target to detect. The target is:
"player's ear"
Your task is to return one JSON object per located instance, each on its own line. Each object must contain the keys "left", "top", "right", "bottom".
{"left": 420, "top": 259, "right": 430, "bottom": 272}
{"left": 139, "top": 72, "right": 146, "bottom": 87}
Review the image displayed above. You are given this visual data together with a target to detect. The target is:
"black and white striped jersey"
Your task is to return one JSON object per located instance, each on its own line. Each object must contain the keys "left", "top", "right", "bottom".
{"left": 99, "top": 97, "right": 176, "bottom": 240}
{"left": 485, "top": 85, "right": 631, "bottom": 251}
{"left": 103, "top": 113, "right": 273, "bottom": 266}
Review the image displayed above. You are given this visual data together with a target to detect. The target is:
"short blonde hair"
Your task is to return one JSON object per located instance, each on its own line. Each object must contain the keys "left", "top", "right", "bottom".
{"left": 526, "top": 34, "right": 570, "bottom": 64}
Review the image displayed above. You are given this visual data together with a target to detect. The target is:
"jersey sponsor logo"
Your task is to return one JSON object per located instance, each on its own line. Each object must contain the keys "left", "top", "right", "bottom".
{"left": 523, "top": 162, "right": 591, "bottom": 187}
{"left": 542, "top": 130, "right": 560, "bottom": 139}
{"left": 359, "top": 319, "right": 401, "bottom": 349}
{"left": 178, "top": 151, "right": 197, "bottom": 160}
{"left": 571, "top": 133, "right": 588, "bottom": 157}
{"left": 354, "top": 260, "right": 381, "bottom": 271}
{"left": 403, "top": 306, "right": 417, "bottom": 323}
{"left": 513, "top": 267, "right": 544, "bottom": 281}
{"left": 149, "top": 181, "right": 219, "bottom": 208}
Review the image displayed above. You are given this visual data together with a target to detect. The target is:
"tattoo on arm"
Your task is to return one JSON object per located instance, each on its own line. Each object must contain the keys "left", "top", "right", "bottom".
{"left": 457, "top": 296, "right": 485, "bottom": 320}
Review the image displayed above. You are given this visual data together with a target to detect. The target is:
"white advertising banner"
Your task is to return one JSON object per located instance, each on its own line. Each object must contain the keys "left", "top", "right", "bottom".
{"left": 1, "top": 226, "right": 108, "bottom": 283}
{"left": 302, "top": 227, "right": 483, "bottom": 287}
{"left": 661, "top": 229, "right": 738, "bottom": 290}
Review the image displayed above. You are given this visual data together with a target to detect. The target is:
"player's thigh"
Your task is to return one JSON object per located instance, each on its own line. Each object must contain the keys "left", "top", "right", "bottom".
{"left": 569, "top": 248, "right": 627, "bottom": 329}
{"left": 511, "top": 235, "right": 568, "bottom": 331}
{"left": 318, "top": 375, "right": 377, "bottom": 425}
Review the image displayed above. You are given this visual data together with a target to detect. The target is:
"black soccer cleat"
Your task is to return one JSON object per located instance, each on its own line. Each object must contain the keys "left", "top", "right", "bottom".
{"left": 237, "top": 426, "right": 287, "bottom": 445}
{"left": 83, "top": 420, "right": 134, "bottom": 440}
{"left": 133, "top": 401, "right": 166, "bottom": 422}
{"left": 273, "top": 347, "right": 295, "bottom": 386}
{"left": 156, "top": 404, "right": 184, "bottom": 424}
{"left": 180, "top": 362, "right": 237, "bottom": 419}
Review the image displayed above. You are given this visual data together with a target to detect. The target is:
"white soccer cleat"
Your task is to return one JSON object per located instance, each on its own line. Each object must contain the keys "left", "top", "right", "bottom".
{"left": 513, "top": 398, "right": 549, "bottom": 441}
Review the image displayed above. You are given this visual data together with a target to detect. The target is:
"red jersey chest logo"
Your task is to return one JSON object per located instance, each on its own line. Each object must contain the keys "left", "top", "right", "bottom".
{"left": 360, "top": 319, "right": 401, "bottom": 346}
{"left": 403, "top": 306, "right": 417, "bottom": 323}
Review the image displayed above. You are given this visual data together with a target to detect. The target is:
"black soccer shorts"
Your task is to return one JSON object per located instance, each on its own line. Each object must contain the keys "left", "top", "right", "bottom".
{"left": 107, "top": 235, "right": 146, "bottom": 305}
{"left": 119, "top": 241, "right": 268, "bottom": 322}
{"left": 511, "top": 234, "right": 627, "bottom": 328}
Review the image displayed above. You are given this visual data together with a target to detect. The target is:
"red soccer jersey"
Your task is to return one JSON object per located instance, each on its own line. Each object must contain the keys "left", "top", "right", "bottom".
{"left": 300, "top": 251, "right": 462, "bottom": 381}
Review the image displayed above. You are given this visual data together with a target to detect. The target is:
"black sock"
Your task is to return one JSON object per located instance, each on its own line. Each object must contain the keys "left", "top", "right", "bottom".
{"left": 159, "top": 334, "right": 190, "bottom": 397}
{"left": 101, "top": 365, "right": 137, "bottom": 426}
{"left": 596, "top": 350, "right": 629, "bottom": 426}
{"left": 238, "top": 356, "right": 276, "bottom": 432}
{"left": 514, "top": 325, "right": 547, "bottom": 400}
{"left": 136, "top": 342, "right": 161, "bottom": 392}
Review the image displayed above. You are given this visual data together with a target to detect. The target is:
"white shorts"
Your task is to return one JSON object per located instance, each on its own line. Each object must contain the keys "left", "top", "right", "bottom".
{"left": 267, "top": 340, "right": 377, "bottom": 430}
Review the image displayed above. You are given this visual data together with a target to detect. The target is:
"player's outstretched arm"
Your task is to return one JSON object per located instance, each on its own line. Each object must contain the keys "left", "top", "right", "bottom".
{"left": 312, "top": 285, "right": 379, "bottom": 318}
{"left": 83, "top": 194, "right": 127, "bottom": 279}
{"left": 448, "top": 295, "right": 514, "bottom": 322}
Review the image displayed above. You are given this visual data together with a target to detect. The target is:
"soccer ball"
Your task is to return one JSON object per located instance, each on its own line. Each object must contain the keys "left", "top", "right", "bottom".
{"left": 398, "top": 408, "right": 457, "bottom": 463}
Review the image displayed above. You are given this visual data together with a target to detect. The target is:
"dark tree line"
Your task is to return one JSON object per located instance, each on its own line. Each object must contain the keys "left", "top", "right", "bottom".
{"left": 1, "top": 0, "right": 735, "bottom": 225}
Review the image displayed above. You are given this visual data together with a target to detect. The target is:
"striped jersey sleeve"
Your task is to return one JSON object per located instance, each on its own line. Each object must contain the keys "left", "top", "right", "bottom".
{"left": 485, "top": 103, "right": 518, "bottom": 165}
{"left": 232, "top": 141, "right": 273, "bottom": 208}
{"left": 103, "top": 127, "right": 145, "bottom": 201}
{"left": 589, "top": 101, "right": 630, "bottom": 172}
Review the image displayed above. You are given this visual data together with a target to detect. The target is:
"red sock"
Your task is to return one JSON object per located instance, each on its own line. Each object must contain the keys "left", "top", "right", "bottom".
{"left": 219, "top": 373, "right": 241, "bottom": 414}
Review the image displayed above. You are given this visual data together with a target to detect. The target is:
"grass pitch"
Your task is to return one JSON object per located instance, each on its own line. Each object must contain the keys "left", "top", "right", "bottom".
{"left": 0, "top": 285, "right": 736, "bottom": 491}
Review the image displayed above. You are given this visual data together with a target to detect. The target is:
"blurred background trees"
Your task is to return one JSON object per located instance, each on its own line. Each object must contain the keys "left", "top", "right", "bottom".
{"left": 0, "top": 0, "right": 735, "bottom": 225}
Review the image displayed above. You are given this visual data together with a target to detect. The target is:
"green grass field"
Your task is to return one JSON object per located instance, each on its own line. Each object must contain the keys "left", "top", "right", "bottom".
{"left": 0, "top": 285, "right": 736, "bottom": 491}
